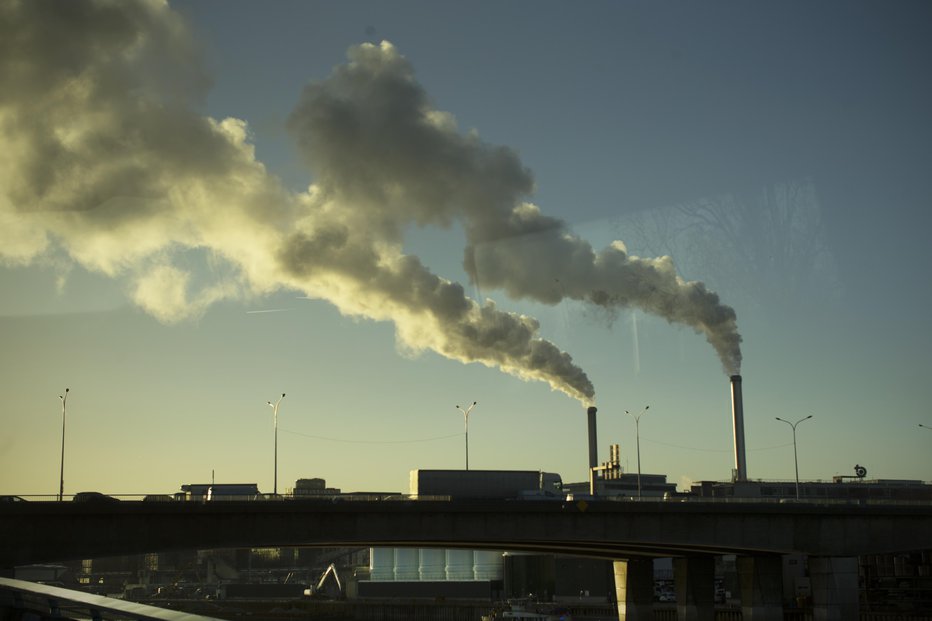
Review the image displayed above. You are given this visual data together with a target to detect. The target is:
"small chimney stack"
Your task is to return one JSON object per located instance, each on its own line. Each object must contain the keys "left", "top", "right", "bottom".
{"left": 586, "top": 406, "right": 598, "bottom": 473}
{"left": 730, "top": 375, "right": 747, "bottom": 482}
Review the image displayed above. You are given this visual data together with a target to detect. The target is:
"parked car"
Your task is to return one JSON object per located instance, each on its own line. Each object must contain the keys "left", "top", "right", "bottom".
{"left": 142, "top": 494, "right": 173, "bottom": 502}
{"left": 73, "top": 491, "right": 120, "bottom": 503}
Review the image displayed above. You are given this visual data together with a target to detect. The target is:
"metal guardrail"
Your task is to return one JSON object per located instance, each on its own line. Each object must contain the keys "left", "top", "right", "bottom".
{"left": 4, "top": 492, "right": 931, "bottom": 506}
{"left": 594, "top": 495, "right": 932, "bottom": 506}
{"left": 3, "top": 493, "right": 446, "bottom": 502}
{"left": 0, "top": 577, "right": 223, "bottom": 621}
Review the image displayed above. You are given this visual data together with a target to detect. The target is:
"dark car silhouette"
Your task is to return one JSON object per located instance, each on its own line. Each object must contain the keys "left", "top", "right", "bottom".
{"left": 72, "top": 491, "right": 120, "bottom": 503}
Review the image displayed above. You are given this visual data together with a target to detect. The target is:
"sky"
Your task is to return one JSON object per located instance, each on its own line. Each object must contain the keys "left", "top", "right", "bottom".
{"left": 1, "top": 0, "right": 931, "bottom": 498}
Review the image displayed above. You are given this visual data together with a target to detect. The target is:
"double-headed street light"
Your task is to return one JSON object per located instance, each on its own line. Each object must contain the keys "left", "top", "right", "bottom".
{"left": 267, "top": 393, "right": 285, "bottom": 496}
{"left": 625, "top": 405, "right": 649, "bottom": 499}
{"left": 775, "top": 414, "right": 813, "bottom": 500}
{"left": 58, "top": 388, "right": 69, "bottom": 502}
{"left": 455, "top": 402, "right": 477, "bottom": 470}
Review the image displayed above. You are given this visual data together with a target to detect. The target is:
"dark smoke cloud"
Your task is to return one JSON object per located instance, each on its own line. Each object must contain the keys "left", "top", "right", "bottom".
{"left": 286, "top": 41, "right": 742, "bottom": 374}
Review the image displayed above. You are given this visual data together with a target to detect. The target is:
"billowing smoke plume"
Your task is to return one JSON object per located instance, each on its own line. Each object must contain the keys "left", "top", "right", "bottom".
{"left": 286, "top": 41, "right": 742, "bottom": 374}
{"left": 0, "top": 1, "right": 740, "bottom": 407}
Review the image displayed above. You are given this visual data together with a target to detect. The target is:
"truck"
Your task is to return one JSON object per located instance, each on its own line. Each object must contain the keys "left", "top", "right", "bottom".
{"left": 409, "top": 469, "right": 563, "bottom": 499}
{"left": 178, "top": 483, "right": 260, "bottom": 501}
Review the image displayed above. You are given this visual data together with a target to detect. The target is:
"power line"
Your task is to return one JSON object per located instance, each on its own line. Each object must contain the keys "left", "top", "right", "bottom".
{"left": 282, "top": 428, "right": 462, "bottom": 445}
{"left": 640, "top": 436, "right": 794, "bottom": 453}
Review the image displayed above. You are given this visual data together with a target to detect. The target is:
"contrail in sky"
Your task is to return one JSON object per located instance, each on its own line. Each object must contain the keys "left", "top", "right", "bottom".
{"left": 0, "top": 0, "right": 741, "bottom": 404}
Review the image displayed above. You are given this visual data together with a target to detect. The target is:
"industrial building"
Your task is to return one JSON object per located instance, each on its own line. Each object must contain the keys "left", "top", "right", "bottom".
{"left": 360, "top": 469, "right": 561, "bottom": 600}
{"left": 564, "top": 442, "right": 678, "bottom": 498}
{"left": 690, "top": 475, "right": 932, "bottom": 502}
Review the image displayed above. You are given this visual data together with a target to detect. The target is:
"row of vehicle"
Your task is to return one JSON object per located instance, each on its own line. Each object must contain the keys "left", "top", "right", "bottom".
{"left": 2, "top": 492, "right": 134, "bottom": 503}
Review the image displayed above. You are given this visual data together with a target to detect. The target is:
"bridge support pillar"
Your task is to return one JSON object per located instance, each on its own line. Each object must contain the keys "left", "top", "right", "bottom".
{"left": 673, "top": 556, "right": 715, "bottom": 621}
{"left": 809, "top": 556, "right": 859, "bottom": 621}
{"left": 612, "top": 558, "right": 653, "bottom": 620}
{"left": 737, "top": 555, "right": 783, "bottom": 621}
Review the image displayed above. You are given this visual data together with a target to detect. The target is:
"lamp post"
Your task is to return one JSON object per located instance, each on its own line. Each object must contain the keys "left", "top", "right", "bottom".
{"left": 455, "top": 402, "right": 477, "bottom": 470}
{"left": 266, "top": 393, "right": 285, "bottom": 496}
{"left": 920, "top": 424, "right": 932, "bottom": 431}
{"left": 625, "top": 405, "right": 649, "bottom": 499}
{"left": 58, "top": 388, "right": 69, "bottom": 501}
{"left": 775, "top": 415, "right": 813, "bottom": 500}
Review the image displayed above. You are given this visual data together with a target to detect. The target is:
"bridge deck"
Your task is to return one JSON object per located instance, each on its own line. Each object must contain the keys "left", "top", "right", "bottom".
{"left": 2, "top": 498, "right": 931, "bottom": 566}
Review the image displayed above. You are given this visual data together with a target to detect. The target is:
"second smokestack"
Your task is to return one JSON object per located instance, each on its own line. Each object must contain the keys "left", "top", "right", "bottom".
{"left": 731, "top": 375, "right": 747, "bottom": 482}
{"left": 587, "top": 406, "right": 598, "bottom": 473}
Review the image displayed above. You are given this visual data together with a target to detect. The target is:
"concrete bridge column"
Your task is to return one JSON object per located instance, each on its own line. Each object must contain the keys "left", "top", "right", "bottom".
{"left": 612, "top": 558, "right": 653, "bottom": 621}
{"left": 736, "top": 555, "right": 784, "bottom": 621}
{"left": 808, "top": 556, "right": 859, "bottom": 621}
{"left": 673, "top": 556, "right": 715, "bottom": 621}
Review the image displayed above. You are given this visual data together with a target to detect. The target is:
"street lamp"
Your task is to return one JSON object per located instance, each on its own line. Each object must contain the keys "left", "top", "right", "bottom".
{"left": 266, "top": 393, "right": 285, "bottom": 496}
{"left": 625, "top": 405, "right": 649, "bottom": 499}
{"left": 58, "top": 388, "right": 69, "bottom": 502}
{"left": 920, "top": 424, "right": 932, "bottom": 431}
{"left": 775, "top": 415, "right": 813, "bottom": 500}
{"left": 455, "top": 402, "right": 477, "bottom": 470}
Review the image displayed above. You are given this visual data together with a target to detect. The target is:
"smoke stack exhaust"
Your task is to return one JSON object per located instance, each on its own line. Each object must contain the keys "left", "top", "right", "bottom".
{"left": 730, "top": 375, "right": 747, "bottom": 482}
{"left": 587, "top": 406, "right": 598, "bottom": 472}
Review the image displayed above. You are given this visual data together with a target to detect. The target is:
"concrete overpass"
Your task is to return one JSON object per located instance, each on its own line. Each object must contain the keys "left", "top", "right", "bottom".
{"left": 3, "top": 498, "right": 931, "bottom": 620}
{"left": 1, "top": 497, "right": 929, "bottom": 565}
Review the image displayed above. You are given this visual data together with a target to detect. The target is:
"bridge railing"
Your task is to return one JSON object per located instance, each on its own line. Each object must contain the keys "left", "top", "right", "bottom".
{"left": 4, "top": 492, "right": 931, "bottom": 506}
{"left": 1, "top": 492, "right": 455, "bottom": 503}
{"left": 0, "top": 577, "right": 221, "bottom": 621}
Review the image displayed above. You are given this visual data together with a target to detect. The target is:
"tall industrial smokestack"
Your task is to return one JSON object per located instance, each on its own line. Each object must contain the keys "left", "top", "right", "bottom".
{"left": 730, "top": 375, "right": 747, "bottom": 482}
{"left": 587, "top": 406, "right": 598, "bottom": 472}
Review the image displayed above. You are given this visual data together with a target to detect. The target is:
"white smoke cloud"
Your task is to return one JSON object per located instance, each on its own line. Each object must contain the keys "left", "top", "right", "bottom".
{"left": 0, "top": 0, "right": 594, "bottom": 402}
{"left": 0, "top": 1, "right": 741, "bottom": 405}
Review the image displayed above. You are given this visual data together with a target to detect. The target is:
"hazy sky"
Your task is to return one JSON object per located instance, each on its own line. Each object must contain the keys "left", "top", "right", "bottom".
{"left": 2, "top": 0, "right": 931, "bottom": 497}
